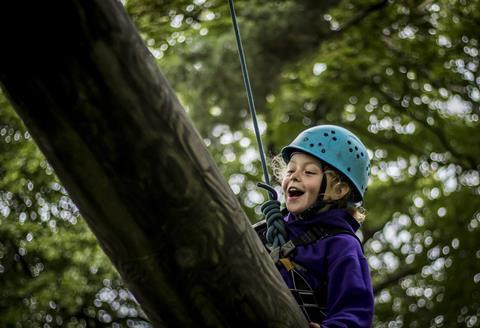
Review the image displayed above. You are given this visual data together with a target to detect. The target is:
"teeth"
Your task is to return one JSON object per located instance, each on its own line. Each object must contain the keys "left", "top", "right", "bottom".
{"left": 288, "top": 187, "right": 304, "bottom": 196}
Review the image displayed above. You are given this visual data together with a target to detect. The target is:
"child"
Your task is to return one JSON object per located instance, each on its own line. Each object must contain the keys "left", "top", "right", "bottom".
{"left": 258, "top": 124, "right": 374, "bottom": 327}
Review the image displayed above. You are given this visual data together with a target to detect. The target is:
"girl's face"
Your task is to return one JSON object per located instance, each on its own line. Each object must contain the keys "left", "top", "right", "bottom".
{"left": 281, "top": 152, "right": 324, "bottom": 215}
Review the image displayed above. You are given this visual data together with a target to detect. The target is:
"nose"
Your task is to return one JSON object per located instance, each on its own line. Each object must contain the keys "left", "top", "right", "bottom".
{"left": 290, "top": 170, "right": 300, "bottom": 181}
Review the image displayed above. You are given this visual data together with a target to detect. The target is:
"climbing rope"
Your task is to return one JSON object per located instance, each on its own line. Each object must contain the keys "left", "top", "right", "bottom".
{"left": 227, "top": 0, "right": 287, "bottom": 248}
{"left": 258, "top": 183, "right": 287, "bottom": 248}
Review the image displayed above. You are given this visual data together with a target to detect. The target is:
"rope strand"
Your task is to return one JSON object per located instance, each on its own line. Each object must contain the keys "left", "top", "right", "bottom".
{"left": 228, "top": 0, "right": 287, "bottom": 247}
{"left": 227, "top": 0, "right": 273, "bottom": 196}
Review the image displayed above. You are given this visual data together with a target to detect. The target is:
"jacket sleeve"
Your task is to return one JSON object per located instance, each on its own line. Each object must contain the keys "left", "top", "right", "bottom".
{"left": 321, "top": 236, "right": 374, "bottom": 328}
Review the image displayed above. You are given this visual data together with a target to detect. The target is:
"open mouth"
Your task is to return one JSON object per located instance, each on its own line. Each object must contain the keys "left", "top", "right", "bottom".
{"left": 288, "top": 187, "right": 304, "bottom": 198}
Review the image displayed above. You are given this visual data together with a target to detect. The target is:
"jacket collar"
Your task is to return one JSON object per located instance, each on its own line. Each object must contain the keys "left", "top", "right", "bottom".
{"left": 285, "top": 208, "right": 360, "bottom": 233}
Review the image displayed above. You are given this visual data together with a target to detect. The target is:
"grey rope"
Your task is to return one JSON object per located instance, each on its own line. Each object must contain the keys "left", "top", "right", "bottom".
{"left": 227, "top": 0, "right": 287, "bottom": 247}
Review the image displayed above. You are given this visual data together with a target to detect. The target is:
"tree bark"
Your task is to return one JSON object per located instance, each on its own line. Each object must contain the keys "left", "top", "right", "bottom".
{"left": 0, "top": 1, "right": 307, "bottom": 327}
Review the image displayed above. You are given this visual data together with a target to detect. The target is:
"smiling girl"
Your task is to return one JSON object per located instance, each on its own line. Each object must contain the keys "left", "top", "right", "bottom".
{"left": 260, "top": 125, "right": 374, "bottom": 327}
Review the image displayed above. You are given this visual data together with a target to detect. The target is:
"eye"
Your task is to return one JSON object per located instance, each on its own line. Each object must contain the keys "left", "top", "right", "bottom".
{"left": 305, "top": 170, "right": 316, "bottom": 175}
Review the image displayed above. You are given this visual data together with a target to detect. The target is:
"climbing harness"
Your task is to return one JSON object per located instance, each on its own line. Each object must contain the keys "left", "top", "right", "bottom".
{"left": 253, "top": 220, "right": 363, "bottom": 323}
{"left": 279, "top": 257, "right": 327, "bottom": 323}
{"left": 227, "top": 0, "right": 288, "bottom": 247}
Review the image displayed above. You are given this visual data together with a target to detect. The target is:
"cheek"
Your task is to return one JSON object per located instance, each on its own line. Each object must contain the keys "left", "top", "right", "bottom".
{"left": 281, "top": 177, "right": 289, "bottom": 192}
{"left": 308, "top": 177, "right": 323, "bottom": 195}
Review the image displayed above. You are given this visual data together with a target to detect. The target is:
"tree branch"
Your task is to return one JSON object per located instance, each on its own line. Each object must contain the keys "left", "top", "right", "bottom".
{"left": 373, "top": 82, "right": 477, "bottom": 170}
{"left": 6, "top": 238, "right": 34, "bottom": 278}
{"left": 334, "top": 0, "right": 389, "bottom": 35}
{"left": 373, "top": 266, "right": 417, "bottom": 295}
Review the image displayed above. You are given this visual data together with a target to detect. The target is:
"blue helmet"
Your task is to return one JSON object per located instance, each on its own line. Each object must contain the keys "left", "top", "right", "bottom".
{"left": 281, "top": 125, "right": 370, "bottom": 202}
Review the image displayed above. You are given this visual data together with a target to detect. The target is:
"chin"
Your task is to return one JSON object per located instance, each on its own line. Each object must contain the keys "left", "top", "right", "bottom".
{"left": 286, "top": 206, "right": 305, "bottom": 215}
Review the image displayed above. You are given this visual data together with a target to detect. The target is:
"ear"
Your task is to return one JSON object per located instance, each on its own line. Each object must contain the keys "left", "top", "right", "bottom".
{"left": 331, "top": 182, "right": 350, "bottom": 201}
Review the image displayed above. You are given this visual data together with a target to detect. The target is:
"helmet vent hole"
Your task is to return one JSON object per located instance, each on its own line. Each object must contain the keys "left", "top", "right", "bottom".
{"left": 347, "top": 141, "right": 352, "bottom": 145}
{"left": 318, "top": 142, "right": 323, "bottom": 146}
{"left": 332, "top": 137, "right": 337, "bottom": 141}
{"left": 349, "top": 148, "right": 353, "bottom": 152}
{"left": 347, "top": 167, "right": 351, "bottom": 172}
{"left": 356, "top": 154, "right": 360, "bottom": 159}
{"left": 355, "top": 146, "right": 358, "bottom": 150}
{"left": 321, "top": 149, "right": 326, "bottom": 153}
{"left": 309, "top": 143, "right": 314, "bottom": 147}
{"left": 331, "top": 131, "right": 335, "bottom": 134}
{"left": 361, "top": 152, "right": 364, "bottom": 157}
{"left": 323, "top": 133, "right": 328, "bottom": 137}
{"left": 304, "top": 137, "right": 309, "bottom": 141}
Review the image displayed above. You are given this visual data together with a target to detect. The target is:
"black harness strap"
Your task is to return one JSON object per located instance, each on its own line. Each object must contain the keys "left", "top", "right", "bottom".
{"left": 291, "top": 226, "right": 362, "bottom": 250}
{"left": 290, "top": 267, "right": 327, "bottom": 323}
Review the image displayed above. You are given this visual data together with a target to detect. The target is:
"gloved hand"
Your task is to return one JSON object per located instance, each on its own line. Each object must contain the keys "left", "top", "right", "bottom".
{"left": 261, "top": 199, "right": 287, "bottom": 248}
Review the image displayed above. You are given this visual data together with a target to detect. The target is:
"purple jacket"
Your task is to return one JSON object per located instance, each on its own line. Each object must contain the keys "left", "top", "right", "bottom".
{"left": 277, "top": 209, "right": 374, "bottom": 328}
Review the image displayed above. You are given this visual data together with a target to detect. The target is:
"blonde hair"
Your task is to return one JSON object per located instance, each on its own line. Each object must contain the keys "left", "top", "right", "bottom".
{"left": 271, "top": 154, "right": 367, "bottom": 223}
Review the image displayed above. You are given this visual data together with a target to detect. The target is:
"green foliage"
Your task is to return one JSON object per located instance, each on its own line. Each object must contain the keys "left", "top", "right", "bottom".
{"left": 0, "top": 94, "right": 147, "bottom": 327}
{"left": 1, "top": 0, "right": 479, "bottom": 327}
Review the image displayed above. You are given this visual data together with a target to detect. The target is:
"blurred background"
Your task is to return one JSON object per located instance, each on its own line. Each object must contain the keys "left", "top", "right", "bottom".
{"left": 0, "top": 0, "right": 479, "bottom": 327}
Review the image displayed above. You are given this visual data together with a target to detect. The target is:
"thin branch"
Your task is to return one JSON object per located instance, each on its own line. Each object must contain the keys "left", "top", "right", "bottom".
{"left": 307, "top": 0, "right": 391, "bottom": 44}
{"left": 335, "top": 0, "right": 389, "bottom": 35}
{"left": 6, "top": 238, "right": 34, "bottom": 278}
{"left": 375, "top": 84, "right": 477, "bottom": 170}
{"left": 362, "top": 224, "right": 385, "bottom": 243}
{"left": 373, "top": 266, "right": 417, "bottom": 295}
{"left": 380, "top": 35, "right": 469, "bottom": 95}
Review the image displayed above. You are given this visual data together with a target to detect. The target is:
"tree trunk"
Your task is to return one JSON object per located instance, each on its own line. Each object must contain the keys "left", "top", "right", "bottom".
{"left": 0, "top": 1, "right": 307, "bottom": 327}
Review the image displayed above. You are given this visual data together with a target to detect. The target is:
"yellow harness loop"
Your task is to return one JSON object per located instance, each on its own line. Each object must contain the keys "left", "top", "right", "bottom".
{"left": 279, "top": 258, "right": 295, "bottom": 272}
